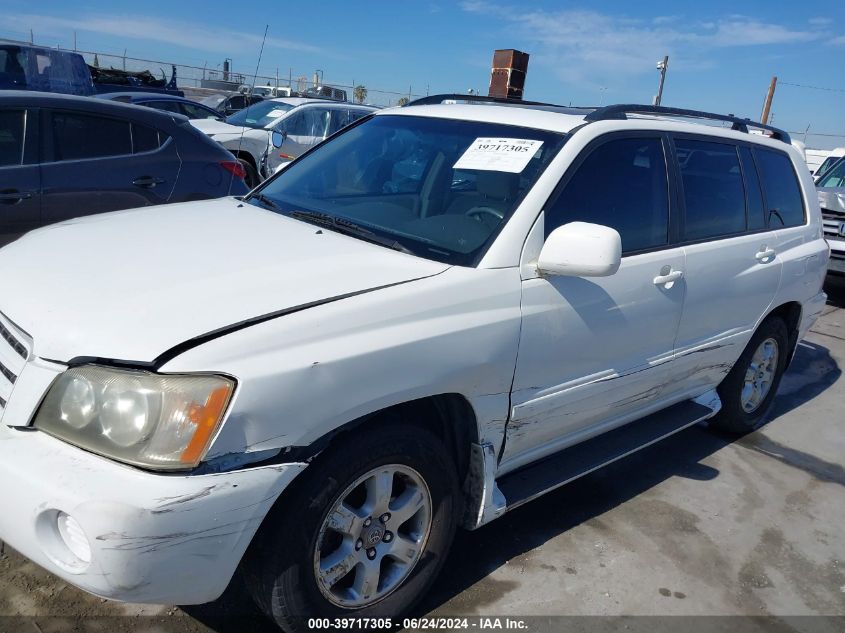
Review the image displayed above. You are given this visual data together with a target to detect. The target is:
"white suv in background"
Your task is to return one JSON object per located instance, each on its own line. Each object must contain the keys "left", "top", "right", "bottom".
{"left": 817, "top": 156, "right": 845, "bottom": 274}
{"left": 0, "top": 96, "right": 828, "bottom": 631}
{"left": 192, "top": 98, "right": 375, "bottom": 186}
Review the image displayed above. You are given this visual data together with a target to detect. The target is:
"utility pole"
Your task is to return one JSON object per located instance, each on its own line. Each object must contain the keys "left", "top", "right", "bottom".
{"left": 654, "top": 55, "right": 669, "bottom": 106}
{"left": 29, "top": 29, "right": 33, "bottom": 43}
{"left": 761, "top": 76, "right": 777, "bottom": 125}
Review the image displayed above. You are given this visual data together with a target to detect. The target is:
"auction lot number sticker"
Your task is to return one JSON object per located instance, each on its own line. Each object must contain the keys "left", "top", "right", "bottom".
{"left": 453, "top": 138, "right": 544, "bottom": 173}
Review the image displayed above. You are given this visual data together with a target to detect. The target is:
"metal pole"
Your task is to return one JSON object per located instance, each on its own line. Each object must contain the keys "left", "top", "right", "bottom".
{"left": 761, "top": 76, "right": 777, "bottom": 125}
{"left": 655, "top": 55, "right": 669, "bottom": 106}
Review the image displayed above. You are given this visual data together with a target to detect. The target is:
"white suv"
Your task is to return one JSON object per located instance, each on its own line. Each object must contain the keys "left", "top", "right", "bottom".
{"left": 0, "top": 96, "right": 828, "bottom": 630}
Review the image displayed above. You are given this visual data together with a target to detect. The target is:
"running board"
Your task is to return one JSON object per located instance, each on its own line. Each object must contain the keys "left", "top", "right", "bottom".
{"left": 497, "top": 394, "right": 720, "bottom": 512}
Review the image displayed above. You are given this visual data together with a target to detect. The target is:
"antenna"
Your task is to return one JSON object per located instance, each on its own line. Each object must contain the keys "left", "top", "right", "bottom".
{"left": 229, "top": 24, "right": 270, "bottom": 195}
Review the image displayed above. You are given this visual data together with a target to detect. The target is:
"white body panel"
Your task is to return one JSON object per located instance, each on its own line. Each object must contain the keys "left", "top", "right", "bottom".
{"left": 0, "top": 102, "right": 829, "bottom": 606}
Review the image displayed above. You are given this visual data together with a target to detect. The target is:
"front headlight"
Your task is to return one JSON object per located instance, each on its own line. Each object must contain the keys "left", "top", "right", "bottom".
{"left": 33, "top": 366, "right": 234, "bottom": 470}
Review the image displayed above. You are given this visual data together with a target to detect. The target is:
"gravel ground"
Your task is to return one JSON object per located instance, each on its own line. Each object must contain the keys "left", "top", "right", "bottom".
{"left": 2, "top": 277, "right": 844, "bottom": 632}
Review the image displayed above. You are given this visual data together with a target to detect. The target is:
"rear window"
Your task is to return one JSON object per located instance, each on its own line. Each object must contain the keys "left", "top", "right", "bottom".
{"left": 51, "top": 112, "right": 132, "bottom": 161}
{"left": 132, "top": 123, "right": 161, "bottom": 153}
{"left": 0, "top": 109, "right": 25, "bottom": 167}
{"left": 754, "top": 148, "right": 805, "bottom": 228}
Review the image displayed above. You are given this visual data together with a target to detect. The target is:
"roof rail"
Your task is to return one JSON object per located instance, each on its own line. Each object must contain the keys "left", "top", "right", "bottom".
{"left": 585, "top": 104, "right": 791, "bottom": 144}
{"left": 404, "top": 93, "right": 563, "bottom": 108}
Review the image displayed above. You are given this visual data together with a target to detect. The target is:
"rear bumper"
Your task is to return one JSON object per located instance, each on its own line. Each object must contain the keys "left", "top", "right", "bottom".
{"left": 798, "top": 291, "right": 828, "bottom": 342}
{"left": 0, "top": 424, "right": 305, "bottom": 604}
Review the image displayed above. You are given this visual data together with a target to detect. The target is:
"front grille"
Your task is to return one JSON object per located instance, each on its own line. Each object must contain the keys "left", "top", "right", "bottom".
{"left": 0, "top": 319, "right": 28, "bottom": 359}
{"left": 0, "top": 311, "right": 32, "bottom": 415}
{"left": 822, "top": 210, "right": 845, "bottom": 242}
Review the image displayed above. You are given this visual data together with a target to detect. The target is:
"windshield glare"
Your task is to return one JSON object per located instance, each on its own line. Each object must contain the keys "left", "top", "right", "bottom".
{"left": 248, "top": 114, "right": 566, "bottom": 265}
{"left": 226, "top": 101, "right": 295, "bottom": 128}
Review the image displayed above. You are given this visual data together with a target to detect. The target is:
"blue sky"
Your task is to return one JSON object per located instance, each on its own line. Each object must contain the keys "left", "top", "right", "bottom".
{"left": 3, "top": 0, "right": 844, "bottom": 148}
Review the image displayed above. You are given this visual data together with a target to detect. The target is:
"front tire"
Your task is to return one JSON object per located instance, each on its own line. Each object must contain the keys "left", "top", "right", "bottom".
{"left": 711, "top": 316, "right": 789, "bottom": 434}
{"left": 243, "top": 424, "right": 459, "bottom": 632}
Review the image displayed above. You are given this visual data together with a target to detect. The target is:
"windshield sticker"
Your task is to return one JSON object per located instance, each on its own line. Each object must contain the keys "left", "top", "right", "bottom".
{"left": 266, "top": 109, "right": 287, "bottom": 119}
{"left": 453, "top": 138, "right": 544, "bottom": 173}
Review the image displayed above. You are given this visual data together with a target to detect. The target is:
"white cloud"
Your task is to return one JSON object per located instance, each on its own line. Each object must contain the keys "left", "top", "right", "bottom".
{"left": 6, "top": 13, "right": 322, "bottom": 55}
{"left": 459, "top": 3, "right": 828, "bottom": 87}
{"left": 808, "top": 17, "right": 833, "bottom": 26}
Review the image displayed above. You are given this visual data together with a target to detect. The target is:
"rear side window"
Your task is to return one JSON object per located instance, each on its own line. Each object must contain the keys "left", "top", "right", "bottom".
{"left": 754, "top": 148, "right": 805, "bottom": 228}
{"left": 51, "top": 112, "right": 131, "bottom": 161}
{"left": 0, "top": 109, "right": 25, "bottom": 167}
{"left": 675, "top": 138, "right": 745, "bottom": 240}
{"left": 132, "top": 123, "right": 160, "bottom": 153}
{"left": 546, "top": 137, "right": 669, "bottom": 253}
{"left": 739, "top": 147, "right": 765, "bottom": 231}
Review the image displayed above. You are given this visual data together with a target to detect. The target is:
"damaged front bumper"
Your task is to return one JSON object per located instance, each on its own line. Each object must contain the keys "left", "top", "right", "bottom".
{"left": 0, "top": 423, "right": 305, "bottom": 605}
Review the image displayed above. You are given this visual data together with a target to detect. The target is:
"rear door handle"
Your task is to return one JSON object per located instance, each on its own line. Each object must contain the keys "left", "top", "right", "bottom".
{"left": 755, "top": 247, "right": 776, "bottom": 262}
{"left": 653, "top": 269, "right": 684, "bottom": 286}
{"left": 132, "top": 176, "right": 166, "bottom": 188}
{"left": 0, "top": 190, "right": 33, "bottom": 203}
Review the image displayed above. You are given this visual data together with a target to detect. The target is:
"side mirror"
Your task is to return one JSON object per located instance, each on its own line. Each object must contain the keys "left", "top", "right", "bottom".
{"left": 271, "top": 130, "right": 287, "bottom": 148}
{"left": 537, "top": 222, "right": 622, "bottom": 277}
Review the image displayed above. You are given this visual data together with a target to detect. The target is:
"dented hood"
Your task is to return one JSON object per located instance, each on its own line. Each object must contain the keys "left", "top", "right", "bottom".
{"left": 0, "top": 198, "right": 448, "bottom": 363}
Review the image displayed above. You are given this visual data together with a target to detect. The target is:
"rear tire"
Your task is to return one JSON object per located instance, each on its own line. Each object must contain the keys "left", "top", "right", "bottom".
{"left": 243, "top": 423, "right": 459, "bottom": 632}
{"left": 711, "top": 316, "right": 789, "bottom": 434}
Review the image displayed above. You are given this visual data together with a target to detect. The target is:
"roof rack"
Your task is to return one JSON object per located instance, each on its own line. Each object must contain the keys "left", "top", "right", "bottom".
{"left": 404, "top": 93, "right": 564, "bottom": 108}
{"left": 585, "top": 104, "right": 791, "bottom": 144}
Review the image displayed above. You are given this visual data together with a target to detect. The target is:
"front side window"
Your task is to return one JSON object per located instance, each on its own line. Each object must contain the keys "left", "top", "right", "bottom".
{"left": 818, "top": 158, "right": 845, "bottom": 189}
{"left": 755, "top": 148, "right": 806, "bottom": 228}
{"left": 249, "top": 115, "right": 566, "bottom": 265}
{"left": 0, "top": 109, "right": 25, "bottom": 167}
{"left": 546, "top": 137, "right": 669, "bottom": 253}
{"left": 50, "top": 112, "right": 131, "bottom": 161}
{"left": 675, "top": 138, "right": 746, "bottom": 240}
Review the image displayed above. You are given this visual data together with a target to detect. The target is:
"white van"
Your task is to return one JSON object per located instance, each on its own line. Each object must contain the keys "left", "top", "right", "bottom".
{"left": 0, "top": 97, "right": 828, "bottom": 631}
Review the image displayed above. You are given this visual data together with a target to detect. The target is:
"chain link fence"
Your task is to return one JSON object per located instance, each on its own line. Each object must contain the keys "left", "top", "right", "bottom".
{"left": 0, "top": 30, "right": 426, "bottom": 107}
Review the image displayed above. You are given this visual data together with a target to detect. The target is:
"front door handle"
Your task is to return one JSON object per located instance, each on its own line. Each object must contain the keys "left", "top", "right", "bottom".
{"left": 132, "top": 176, "right": 166, "bottom": 188}
{"left": 653, "top": 269, "right": 684, "bottom": 286}
{"left": 0, "top": 190, "right": 33, "bottom": 204}
{"left": 755, "top": 247, "right": 776, "bottom": 262}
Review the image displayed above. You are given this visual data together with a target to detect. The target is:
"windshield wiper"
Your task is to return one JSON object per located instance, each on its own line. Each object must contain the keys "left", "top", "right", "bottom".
{"left": 290, "top": 209, "right": 415, "bottom": 255}
{"left": 250, "top": 193, "right": 283, "bottom": 212}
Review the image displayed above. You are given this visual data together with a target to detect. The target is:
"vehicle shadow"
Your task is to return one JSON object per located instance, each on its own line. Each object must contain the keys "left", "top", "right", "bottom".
{"left": 183, "top": 339, "right": 840, "bottom": 630}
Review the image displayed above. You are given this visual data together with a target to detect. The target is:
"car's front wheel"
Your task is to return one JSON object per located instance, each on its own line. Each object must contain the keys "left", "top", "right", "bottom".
{"left": 243, "top": 423, "right": 460, "bottom": 632}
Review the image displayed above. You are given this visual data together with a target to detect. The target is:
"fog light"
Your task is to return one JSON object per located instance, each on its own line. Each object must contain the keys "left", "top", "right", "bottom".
{"left": 56, "top": 512, "right": 91, "bottom": 564}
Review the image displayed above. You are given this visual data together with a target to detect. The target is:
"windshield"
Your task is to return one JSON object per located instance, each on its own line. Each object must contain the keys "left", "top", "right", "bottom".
{"left": 247, "top": 114, "right": 567, "bottom": 265}
{"left": 817, "top": 155, "right": 843, "bottom": 180}
{"left": 819, "top": 158, "right": 845, "bottom": 189}
{"left": 225, "top": 101, "right": 295, "bottom": 128}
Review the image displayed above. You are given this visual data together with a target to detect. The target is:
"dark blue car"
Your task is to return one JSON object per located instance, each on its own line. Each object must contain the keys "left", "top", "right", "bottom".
{"left": 0, "top": 91, "right": 249, "bottom": 246}
{"left": 96, "top": 92, "right": 224, "bottom": 121}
